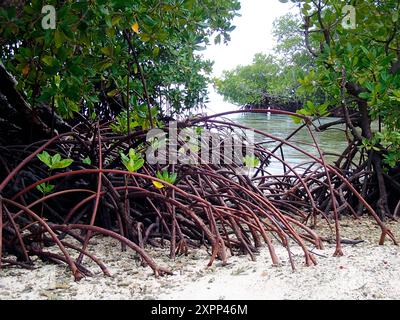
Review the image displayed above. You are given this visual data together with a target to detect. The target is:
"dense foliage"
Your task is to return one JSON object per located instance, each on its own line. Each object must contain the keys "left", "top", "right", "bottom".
{"left": 214, "top": 53, "right": 280, "bottom": 106}
{"left": 299, "top": 0, "right": 400, "bottom": 218}
{"left": 293, "top": 0, "right": 400, "bottom": 169}
{"left": 0, "top": 0, "right": 240, "bottom": 122}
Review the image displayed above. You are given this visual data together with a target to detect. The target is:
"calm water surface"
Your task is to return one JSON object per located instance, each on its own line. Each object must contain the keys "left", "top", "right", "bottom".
{"left": 226, "top": 113, "right": 348, "bottom": 173}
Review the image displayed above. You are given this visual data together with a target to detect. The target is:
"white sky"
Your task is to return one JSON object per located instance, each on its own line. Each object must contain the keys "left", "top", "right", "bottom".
{"left": 203, "top": 0, "right": 299, "bottom": 114}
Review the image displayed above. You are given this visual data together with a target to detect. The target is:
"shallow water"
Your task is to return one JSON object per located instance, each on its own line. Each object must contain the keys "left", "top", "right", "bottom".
{"left": 226, "top": 113, "right": 348, "bottom": 173}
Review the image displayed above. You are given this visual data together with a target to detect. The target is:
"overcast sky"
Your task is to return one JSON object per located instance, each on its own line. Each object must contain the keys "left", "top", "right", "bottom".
{"left": 204, "top": 0, "right": 299, "bottom": 114}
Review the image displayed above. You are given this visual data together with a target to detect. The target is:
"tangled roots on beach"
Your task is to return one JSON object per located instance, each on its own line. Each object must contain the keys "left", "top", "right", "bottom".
{"left": 0, "top": 110, "right": 397, "bottom": 280}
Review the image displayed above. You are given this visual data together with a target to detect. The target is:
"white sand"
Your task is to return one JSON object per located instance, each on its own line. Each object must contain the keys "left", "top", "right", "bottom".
{"left": 1, "top": 218, "right": 399, "bottom": 300}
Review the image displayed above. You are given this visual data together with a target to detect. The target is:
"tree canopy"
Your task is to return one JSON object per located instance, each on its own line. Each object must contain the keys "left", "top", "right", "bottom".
{"left": 0, "top": 0, "right": 240, "bottom": 125}
{"left": 214, "top": 53, "right": 280, "bottom": 106}
{"left": 293, "top": 0, "right": 400, "bottom": 168}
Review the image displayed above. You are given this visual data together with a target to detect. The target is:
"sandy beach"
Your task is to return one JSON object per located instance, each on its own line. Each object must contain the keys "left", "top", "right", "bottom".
{"left": 1, "top": 217, "right": 399, "bottom": 300}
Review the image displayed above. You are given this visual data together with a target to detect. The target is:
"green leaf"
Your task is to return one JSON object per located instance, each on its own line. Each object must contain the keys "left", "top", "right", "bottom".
{"left": 291, "top": 115, "right": 303, "bottom": 124}
{"left": 131, "top": 158, "right": 144, "bottom": 172}
{"left": 82, "top": 157, "right": 92, "bottom": 165}
{"left": 169, "top": 173, "right": 177, "bottom": 184}
{"left": 152, "top": 47, "right": 160, "bottom": 57}
{"left": 139, "top": 33, "right": 151, "bottom": 42}
{"left": 42, "top": 56, "right": 57, "bottom": 67}
{"left": 46, "top": 184, "right": 55, "bottom": 193}
{"left": 105, "top": 15, "right": 112, "bottom": 28}
{"left": 51, "top": 158, "right": 73, "bottom": 170}
{"left": 155, "top": 170, "right": 177, "bottom": 185}
{"left": 107, "top": 89, "right": 118, "bottom": 97}
{"left": 101, "top": 47, "right": 113, "bottom": 57}
{"left": 243, "top": 155, "right": 260, "bottom": 168}
{"left": 359, "top": 92, "right": 370, "bottom": 100}
{"left": 162, "top": 170, "right": 168, "bottom": 180}
{"left": 112, "top": 15, "right": 122, "bottom": 26}
{"left": 360, "top": 46, "right": 369, "bottom": 56}
{"left": 364, "top": 82, "right": 374, "bottom": 92}
{"left": 142, "top": 15, "right": 157, "bottom": 28}
{"left": 54, "top": 29, "right": 65, "bottom": 48}
{"left": 36, "top": 183, "right": 45, "bottom": 194}
{"left": 37, "top": 151, "right": 51, "bottom": 167}
{"left": 95, "top": 59, "right": 113, "bottom": 71}
{"left": 393, "top": 12, "right": 399, "bottom": 23}
{"left": 36, "top": 182, "right": 55, "bottom": 194}
{"left": 120, "top": 149, "right": 144, "bottom": 172}
{"left": 120, "top": 152, "right": 129, "bottom": 162}
{"left": 51, "top": 153, "right": 61, "bottom": 166}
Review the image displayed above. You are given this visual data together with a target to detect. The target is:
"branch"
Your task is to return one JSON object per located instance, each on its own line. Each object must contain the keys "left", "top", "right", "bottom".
{"left": 303, "top": 16, "right": 318, "bottom": 58}
{"left": 390, "top": 58, "right": 400, "bottom": 74}
{"left": 317, "top": 118, "right": 346, "bottom": 131}
{"left": 341, "top": 68, "right": 363, "bottom": 141}
{"left": 123, "top": 30, "right": 154, "bottom": 129}
{"left": 0, "top": 62, "right": 70, "bottom": 143}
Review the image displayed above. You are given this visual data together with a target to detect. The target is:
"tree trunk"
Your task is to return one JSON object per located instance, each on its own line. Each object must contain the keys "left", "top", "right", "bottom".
{"left": 0, "top": 62, "right": 71, "bottom": 145}
{"left": 357, "top": 101, "right": 390, "bottom": 219}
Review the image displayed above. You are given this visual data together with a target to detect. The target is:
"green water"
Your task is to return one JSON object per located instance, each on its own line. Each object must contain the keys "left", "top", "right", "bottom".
{"left": 227, "top": 113, "right": 348, "bottom": 173}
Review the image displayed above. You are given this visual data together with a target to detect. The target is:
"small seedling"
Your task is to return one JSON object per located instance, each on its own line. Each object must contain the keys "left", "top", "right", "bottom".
{"left": 243, "top": 155, "right": 260, "bottom": 168}
{"left": 120, "top": 148, "right": 144, "bottom": 172}
{"left": 82, "top": 157, "right": 92, "bottom": 165}
{"left": 37, "top": 151, "right": 73, "bottom": 171}
{"left": 36, "top": 151, "right": 73, "bottom": 195}
{"left": 195, "top": 126, "right": 204, "bottom": 135}
{"left": 110, "top": 112, "right": 139, "bottom": 134}
{"left": 153, "top": 170, "right": 177, "bottom": 189}
{"left": 36, "top": 182, "right": 55, "bottom": 195}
